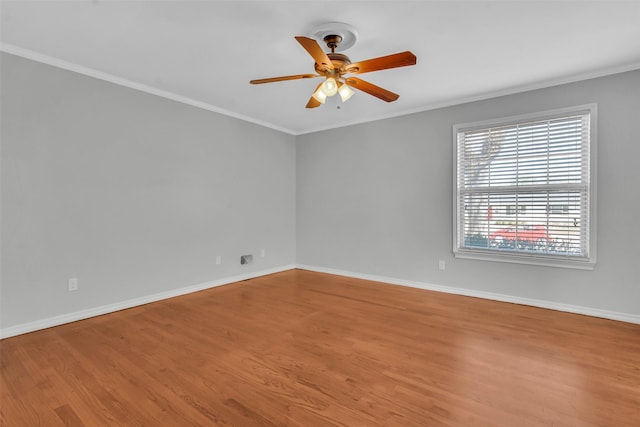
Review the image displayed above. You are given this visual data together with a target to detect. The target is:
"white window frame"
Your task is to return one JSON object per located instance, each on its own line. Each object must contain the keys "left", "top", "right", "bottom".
{"left": 452, "top": 104, "right": 597, "bottom": 270}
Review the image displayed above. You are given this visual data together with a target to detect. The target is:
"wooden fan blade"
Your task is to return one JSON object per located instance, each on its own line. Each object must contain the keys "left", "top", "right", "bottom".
{"left": 346, "top": 51, "right": 416, "bottom": 74}
{"left": 250, "top": 74, "right": 320, "bottom": 84}
{"left": 306, "top": 97, "right": 322, "bottom": 109}
{"left": 305, "top": 82, "right": 324, "bottom": 108}
{"left": 345, "top": 77, "right": 399, "bottom": 102}
{"left": 295, "top": 36, "right": 334, "bottom": 70}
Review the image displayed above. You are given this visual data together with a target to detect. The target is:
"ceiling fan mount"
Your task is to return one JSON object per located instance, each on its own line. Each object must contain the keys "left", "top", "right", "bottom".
{"left": 312, "top": 22, "right": 359, "bottom": 52}
{"left": 323, "top": 34, "right": 343, "bottom": 51}
{"left": 250, "top": 22, "right": 417, "bottom": 108}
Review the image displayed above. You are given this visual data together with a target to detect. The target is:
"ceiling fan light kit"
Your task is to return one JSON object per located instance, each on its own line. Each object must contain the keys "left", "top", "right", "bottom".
{"left": 321, "top": 77, "right": 338, "bottom": 96}
{"left": 249, "top": 22, "right": 416, "bottom": 109}
{"left": 338, "top": 82, "right": 355, "bottom": 102}
{"left": 312, "top": 86, "right": 327, "bottom": 104}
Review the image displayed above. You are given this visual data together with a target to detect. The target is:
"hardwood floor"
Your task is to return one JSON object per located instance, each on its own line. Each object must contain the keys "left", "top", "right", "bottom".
{"left": 1, "top": 269, "right": 639, "bottom": 426}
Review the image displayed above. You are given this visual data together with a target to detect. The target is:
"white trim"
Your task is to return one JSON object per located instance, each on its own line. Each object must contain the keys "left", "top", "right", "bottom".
{"left": 0, "top": 264, "right": 296, "bottom": 339}
{"left": 2, "top": 264, "right": 638, "bottom": 338}
{"left": 0, "top": 43, "right": 297, "bottom": 136}
{"left": 452, "top": 104, "right": 598, "bottom": 270}
{"left": 295, "top": 64, "right": 640, "bottom": 135}
{"left": 296, "top": 264, "right": 640, "bottom": 325}
{"left": 2, "top": 42, "right": 638, "bottom": 137}
{"left": 452, "top": 250, "right": 595, "bottom": 270}
{"left": 452, "top": 103, "right": 597, "bottom": 133}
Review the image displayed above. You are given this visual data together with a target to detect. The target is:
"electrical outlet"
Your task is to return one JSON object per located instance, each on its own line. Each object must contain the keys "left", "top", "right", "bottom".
{"left": 438, "top": 260, "right": 446, "bottom": 271}
{"left": 240, "top": 254, "right": 253, "bottom": 265}
{"left": 216, "top": 255, "right": 221, "bottom": 265}
{"left": 260, "top": 248, "right": 266, "bottom": 257}
{"left": 68, "top": 277, "right": 78, "bottom": 291}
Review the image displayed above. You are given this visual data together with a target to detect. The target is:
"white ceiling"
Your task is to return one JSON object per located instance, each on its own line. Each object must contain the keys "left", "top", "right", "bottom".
{"left": 2, "top": 1, "right": 640, "bottom": 135}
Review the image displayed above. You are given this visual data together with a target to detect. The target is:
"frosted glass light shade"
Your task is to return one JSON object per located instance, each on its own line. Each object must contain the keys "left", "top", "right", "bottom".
{"left": 338, "top": 83, "right": 355, "bottom": 102}
{"left": 321, "top": 77, "right": 338, "bottom": 96}
{"left": 312, "top": 88, "right": 327, "bottom": 103}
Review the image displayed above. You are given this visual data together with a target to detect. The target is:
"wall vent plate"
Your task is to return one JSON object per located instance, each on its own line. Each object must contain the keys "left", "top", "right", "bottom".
{"left": 240, "top": 254, "right": 253, "bottom": 265}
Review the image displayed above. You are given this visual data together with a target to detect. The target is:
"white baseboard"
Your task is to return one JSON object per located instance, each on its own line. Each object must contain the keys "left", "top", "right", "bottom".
{"left": 296, "top": 264, "right": 640, "bottom": 325}
{"left": 3, "top": 263, "right": 637, "bottom": 339}
{"left": 0, "top": 264, "right": 296, "bottom": 339}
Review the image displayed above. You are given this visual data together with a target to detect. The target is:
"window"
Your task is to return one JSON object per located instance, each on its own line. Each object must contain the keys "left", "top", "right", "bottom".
{"left": 453, "top": 105, "right": 596, "bottom": 269}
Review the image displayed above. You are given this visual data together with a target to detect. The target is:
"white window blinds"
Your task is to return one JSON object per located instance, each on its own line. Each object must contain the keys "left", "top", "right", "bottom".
{"left": 454, "top": 105, "right": 596, "bottom": 268}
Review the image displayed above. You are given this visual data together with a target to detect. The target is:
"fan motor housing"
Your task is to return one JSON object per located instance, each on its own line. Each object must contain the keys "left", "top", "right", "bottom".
{"left": 315, "top": 52, "right": 352, "bottom": 75}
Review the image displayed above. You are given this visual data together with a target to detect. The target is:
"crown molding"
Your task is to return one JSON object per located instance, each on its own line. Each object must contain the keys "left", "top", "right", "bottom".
{"left": 0, "top": 43, "right": 298, "bottom": 136}
{"left": 2, "top": 43, "right": 639, "bottom": 136}
{"left": 297, "top": 62, "right": 640, "bottom": 135}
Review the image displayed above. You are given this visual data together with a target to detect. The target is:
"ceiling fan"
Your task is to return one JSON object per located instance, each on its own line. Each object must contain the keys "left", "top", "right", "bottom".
{"left": 249, "top": 27, "right": 417, "bottom": 108}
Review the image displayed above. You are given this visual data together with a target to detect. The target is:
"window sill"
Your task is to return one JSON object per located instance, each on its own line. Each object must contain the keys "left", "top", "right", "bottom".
{"left": 453, "top": 248, "right": 596, "bottom": 270}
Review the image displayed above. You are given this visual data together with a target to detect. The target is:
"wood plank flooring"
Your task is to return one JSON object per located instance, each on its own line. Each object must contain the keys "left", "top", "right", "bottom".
{"left": 1, "top": 269, "right": 639, "bottom": 426}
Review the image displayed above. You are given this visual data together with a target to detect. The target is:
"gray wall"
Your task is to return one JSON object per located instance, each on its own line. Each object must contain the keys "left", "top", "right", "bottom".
{"left": 2, "top": 52, "right": 639, "bottom": 332}
{"left": 297, "top": 70, "right": 640, "bottom": 317}
{"left": 1, "top": 53, "right": 296, "bottom": 329}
